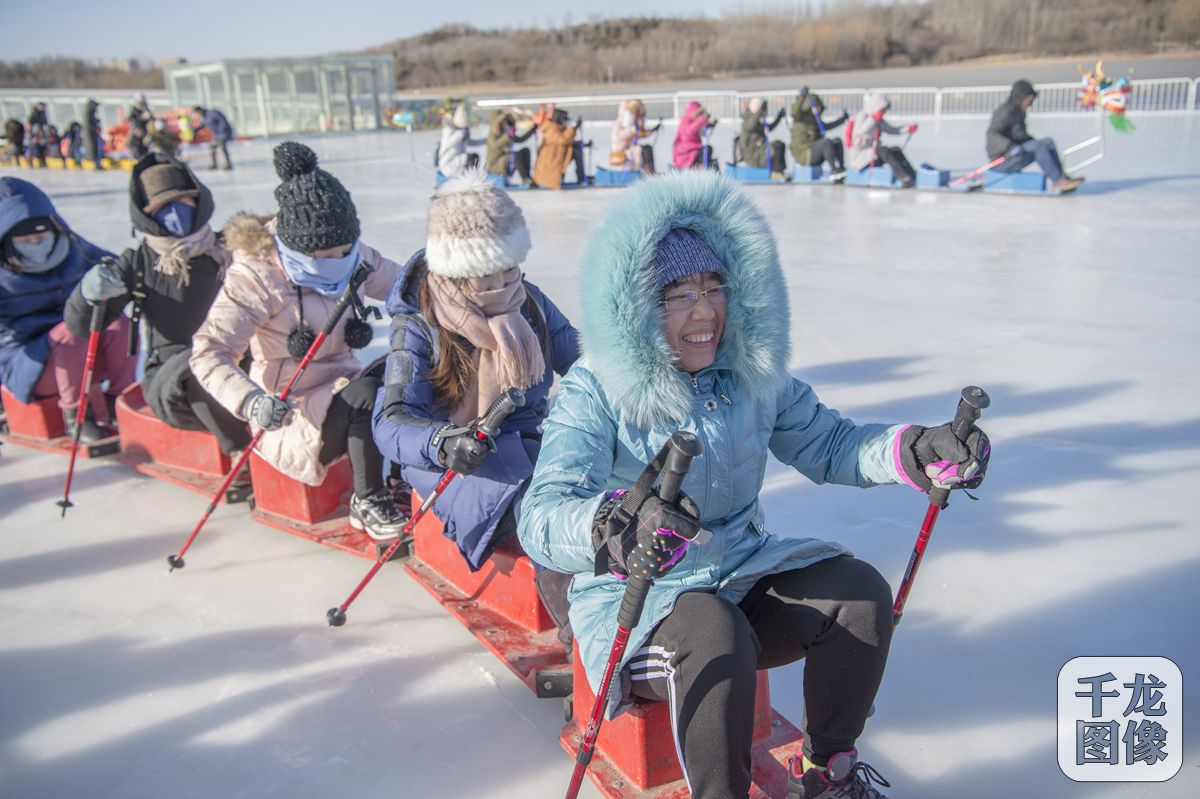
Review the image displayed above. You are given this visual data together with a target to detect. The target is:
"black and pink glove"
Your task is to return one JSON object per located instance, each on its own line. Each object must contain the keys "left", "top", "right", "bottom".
{"left": 592, "top": 488, "right": 703, "bottom": 580}
{"left": 898, "top": 423, "right": 991, "bottom": 493}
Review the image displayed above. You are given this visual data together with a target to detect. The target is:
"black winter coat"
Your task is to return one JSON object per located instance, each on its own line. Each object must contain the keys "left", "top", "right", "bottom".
{"left": 987, "top": 81, "right": 1037, "bottom": 160}
{"left": 65, "top": 153, "right": 225, "bottom": 429}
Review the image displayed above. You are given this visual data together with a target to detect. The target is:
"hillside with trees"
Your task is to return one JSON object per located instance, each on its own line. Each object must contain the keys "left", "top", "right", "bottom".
{"left": 367, "top": 0, "right": 1199, "bottom": 89}
{"left": 3, "top": 0, "right": 1197, "bottom": 90}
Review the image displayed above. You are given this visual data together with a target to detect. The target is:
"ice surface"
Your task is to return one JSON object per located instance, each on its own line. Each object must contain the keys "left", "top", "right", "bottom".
{"left": 2, "top": 113, "right": 1199, "bottom": 798}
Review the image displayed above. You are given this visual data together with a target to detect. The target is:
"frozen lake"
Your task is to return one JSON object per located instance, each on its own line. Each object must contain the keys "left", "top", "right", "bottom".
{"left": 2, "top": 113, "right": 1199, "bottom": 798}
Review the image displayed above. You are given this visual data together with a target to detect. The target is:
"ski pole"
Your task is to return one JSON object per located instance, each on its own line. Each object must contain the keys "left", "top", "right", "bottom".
{"left": 565, "top": 431, "right": 705, "bottom": 799}
{"left": 810, "top": 98, "right": 826, "bottom": 135}
{"left": 892, "top": 385, "right": 990, "bottom": 626}
{"left": 948, "top": 156, "right": 1007, "bottom": 188}
{"left": 57, "top": 302, "right": 106, "bottom": 517}
{"left": 325, "top": 387, "right": 526, "bottom": 626}
{"left": 867, "top": 124, "right": 881, "bottom": 184}
{"left": 763, "top": 120, "right": 772, "bottom": 174}
{"left": 167, "top": 262, "right": 373, "bottom": 571}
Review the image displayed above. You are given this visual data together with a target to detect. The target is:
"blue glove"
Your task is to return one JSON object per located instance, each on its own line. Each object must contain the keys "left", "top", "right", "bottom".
{"left": 80, "top": 260, "right": 126, "bottom": 304}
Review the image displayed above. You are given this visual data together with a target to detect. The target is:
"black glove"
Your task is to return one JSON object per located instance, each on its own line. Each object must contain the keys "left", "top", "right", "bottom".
{"left": 242, "top": 390, "right": 294, "bottom": 431}
{"left": 899, "top": 423, "right": 991, "bottom": 492}
{"left": 592, "top": 488, "right": 704, "bottom": 580}
{"left": 434, "top": 424, "right": 494, "bottom": 476}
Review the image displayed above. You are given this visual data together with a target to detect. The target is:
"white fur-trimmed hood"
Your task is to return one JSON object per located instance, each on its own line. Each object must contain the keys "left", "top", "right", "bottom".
{"left": 578, "top": 171, "right": 791, "bottom": 427}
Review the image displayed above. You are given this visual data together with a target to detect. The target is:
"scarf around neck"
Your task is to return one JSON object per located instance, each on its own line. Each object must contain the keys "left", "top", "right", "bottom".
{"left": 145, "top": 224, "right": 230, "bottom": 287}
{"left": 426, "top": 266, "right": 545, "bottom": 425}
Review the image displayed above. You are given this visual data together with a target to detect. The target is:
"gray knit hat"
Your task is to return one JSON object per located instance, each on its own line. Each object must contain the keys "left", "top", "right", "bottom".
{"left": 272, "top": 141, "right": 360, "bottom": 253}
{"left": 425, "top": 168, "right": 531, "bottom": 279}
{"left": 650, "top": 228, "right": 726, "bottom": 290}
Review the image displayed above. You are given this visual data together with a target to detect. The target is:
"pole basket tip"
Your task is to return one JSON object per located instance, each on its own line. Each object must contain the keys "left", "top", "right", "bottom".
{"left": 167, "top": 555, "right": 185, "bottom": 571}
{"left": 326, "top": 608, "right": 347, "bottom": 627}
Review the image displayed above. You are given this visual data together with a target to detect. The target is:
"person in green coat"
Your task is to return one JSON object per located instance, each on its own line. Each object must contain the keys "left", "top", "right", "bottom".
{"left": 789, "top": 88, "right": 849, "bottom": 182}
{"left": 737, "top": 98, "right": 787, "bottom": 179}
{"left": 485, "top": 109, "right": 536, "bottom": 187}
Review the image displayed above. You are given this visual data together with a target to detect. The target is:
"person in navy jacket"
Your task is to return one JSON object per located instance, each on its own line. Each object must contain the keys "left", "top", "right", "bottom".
{"left": 0, "top": 178, "right": 136, "bottom": 441}
{"left": 371, "top": 170, "right": 579, "bottom": 640}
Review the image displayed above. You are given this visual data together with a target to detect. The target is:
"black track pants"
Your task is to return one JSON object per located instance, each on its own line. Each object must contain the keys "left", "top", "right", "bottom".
{"left": 875, "top": 145, "right": 916, "bottom": 183}
{"left": 809, "top": 139, "right": 845, "bottom": 171}
{"left": 318, "top": 375, "right": 384, "bottom": 496}
{"left": 626, "top": 556, "right": 894, "bottom": 798}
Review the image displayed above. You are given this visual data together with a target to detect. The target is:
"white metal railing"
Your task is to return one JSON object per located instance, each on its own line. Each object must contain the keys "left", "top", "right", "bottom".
{"left": 473, "top": 77, "right": 1198, "bottom": 123}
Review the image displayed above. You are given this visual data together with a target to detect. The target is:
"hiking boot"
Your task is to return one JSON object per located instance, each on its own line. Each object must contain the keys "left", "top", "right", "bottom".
{"left": 349, "top": 489, "right": 409, "bottom": 540}
{"left": 786, "top": 749, "right": 891, "bottom": 799}
{"left": 62, "top": 408, "right": 108, "bottom": 443}
{"left": 1053, "top": 176, "right": 1085, "bottom": 193}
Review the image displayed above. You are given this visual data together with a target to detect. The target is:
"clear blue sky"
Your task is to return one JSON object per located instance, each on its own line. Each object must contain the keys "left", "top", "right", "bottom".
{"left": 0, "top": 0, "right": 786, "bottom": 63}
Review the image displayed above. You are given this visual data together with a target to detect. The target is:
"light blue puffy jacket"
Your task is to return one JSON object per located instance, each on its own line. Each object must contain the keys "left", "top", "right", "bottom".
{"left": 518, "top": 171, "right": 909, "bottom": 718}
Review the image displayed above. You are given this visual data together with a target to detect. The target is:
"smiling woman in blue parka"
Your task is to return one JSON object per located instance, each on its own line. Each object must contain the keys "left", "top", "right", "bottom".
{"left": 518, "top": 172, "right": 991, "bottom": 799}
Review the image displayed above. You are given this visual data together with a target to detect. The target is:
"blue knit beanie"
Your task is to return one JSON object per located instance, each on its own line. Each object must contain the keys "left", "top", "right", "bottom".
{"left": 650, "top": 228, "right": 726, "bottom": 290}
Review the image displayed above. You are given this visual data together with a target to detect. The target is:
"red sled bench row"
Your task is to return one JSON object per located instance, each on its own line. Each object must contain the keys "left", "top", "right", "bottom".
{"left": 1, "top": 381, "right": 806, "bottom": 798}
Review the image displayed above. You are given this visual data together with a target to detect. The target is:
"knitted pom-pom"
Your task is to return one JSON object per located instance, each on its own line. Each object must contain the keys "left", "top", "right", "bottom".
{"left": 343, "top": 317, "right": 373, "bottom": 350}
{"left": 273, "top": 141, "right": 319, "bottom": 180}
{"left": 287, "top": 324, "right": 317, "bottom": 359}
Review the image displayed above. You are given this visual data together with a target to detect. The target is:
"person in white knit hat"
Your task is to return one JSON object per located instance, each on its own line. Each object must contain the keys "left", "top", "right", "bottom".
{"left": 371, "top": 169, "right": 580, "bottom": 638}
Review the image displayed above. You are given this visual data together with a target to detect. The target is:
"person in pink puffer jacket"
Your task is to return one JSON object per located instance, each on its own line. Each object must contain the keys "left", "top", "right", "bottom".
{"left": 672, "top": 101, "right": 718, "bottom": 171}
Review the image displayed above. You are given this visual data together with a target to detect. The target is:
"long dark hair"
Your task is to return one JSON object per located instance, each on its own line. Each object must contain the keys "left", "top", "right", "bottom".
{"left": 416, "top": 262, "right": 478, "bottom": 413}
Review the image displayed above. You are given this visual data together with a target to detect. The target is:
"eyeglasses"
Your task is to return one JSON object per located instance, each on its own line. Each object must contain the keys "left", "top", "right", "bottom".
{"left": 658, "top": 285, "right": 732, "bottom": 313}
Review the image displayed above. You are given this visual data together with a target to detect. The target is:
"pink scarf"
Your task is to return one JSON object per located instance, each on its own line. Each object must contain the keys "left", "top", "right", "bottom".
{"left": 426, "top": 267, "right": 545, "bottom": 424}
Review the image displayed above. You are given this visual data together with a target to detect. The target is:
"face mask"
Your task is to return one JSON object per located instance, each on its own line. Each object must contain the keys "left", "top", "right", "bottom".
{"left": 275, "top": 235, "right": 361, "bottom": 297}
{"left": 14, "top": 235, "right": 56, "bottom": 263}
{"left": 154, "top": 202, "right": 195, "bottom": 237}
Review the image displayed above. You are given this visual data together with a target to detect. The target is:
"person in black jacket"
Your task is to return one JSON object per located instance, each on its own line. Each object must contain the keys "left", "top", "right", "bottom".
{"left": 65, "top": 153, "right": 251, "bottom": 461}
{"left": 986, "top": 80, "right": 1084, "bottom": 193}
{"left": 62, "top": 122, "right": 84, "bottom": 167}
{"left": 126, "top": 94, "right": 154, "bottom": 159}
{"left": 84, "top": 99, "right": 104, "bottom": 170}
{"left": 4, "top": 119, "right": 25, "bottom": 167}
{"left": 27, "top": 104, "right": 50, "bottom": 168}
